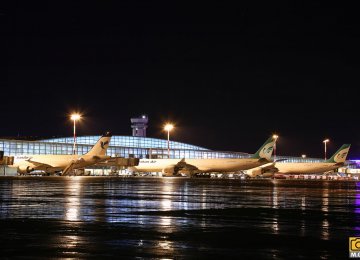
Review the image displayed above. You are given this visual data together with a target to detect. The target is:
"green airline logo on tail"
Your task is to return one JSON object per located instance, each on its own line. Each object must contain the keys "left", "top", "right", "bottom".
{"left": 326, "top": 144, "right": 351, "bottom": 163}
{"left": 252, "top": 137, "right": 276, "bottom": 161}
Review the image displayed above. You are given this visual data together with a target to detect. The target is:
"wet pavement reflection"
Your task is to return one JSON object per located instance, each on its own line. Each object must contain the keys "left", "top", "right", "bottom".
{"left": 0, "top": 177, "right": 359, "bottom": 258}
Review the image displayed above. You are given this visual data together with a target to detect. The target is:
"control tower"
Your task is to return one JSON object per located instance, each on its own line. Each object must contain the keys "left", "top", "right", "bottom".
{"left": 131, "top": 115, "right": 148, "bottom": 137}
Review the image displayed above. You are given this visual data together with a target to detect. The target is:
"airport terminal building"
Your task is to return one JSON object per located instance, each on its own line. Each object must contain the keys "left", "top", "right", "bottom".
{"left": 0, "top": 135, "right": 250, "bottom": 160}
{"left": 0, "top": 115, "right": 358, "bottom": 174}
{"left": 0, "top": 115, "right": 250, "bottom": 160}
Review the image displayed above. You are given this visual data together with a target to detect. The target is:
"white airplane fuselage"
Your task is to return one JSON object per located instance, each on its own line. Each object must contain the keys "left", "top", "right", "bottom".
{"left": 275, "top": 162, "right": 342, "bottom": 174}
{"left": 130, "top": 158, "right": 267, "bottom": 173}
{"left": 12, "top": 154, "right": 110, "bottom": 173}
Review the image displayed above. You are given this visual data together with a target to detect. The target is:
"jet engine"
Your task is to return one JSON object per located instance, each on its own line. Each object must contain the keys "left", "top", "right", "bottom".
{"left": 244, "top": 168, "right": 263, "bottom": 178}
{"left": 244, "top": 166, "right": 278, "bottom": 178}
{"left": 162, "top": 163, "right": 189, "bottom": 176}
{"left": 162, "top": 160, "right": 197, "bottom": 177}
{"left": 162, "top": 166, "right": 176, "bottom": 176}
{"left": 17, "top": 165, "right": 35, "bottom": 174}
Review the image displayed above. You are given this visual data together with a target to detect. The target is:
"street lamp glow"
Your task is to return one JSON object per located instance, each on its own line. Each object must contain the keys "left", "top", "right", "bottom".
{"left": 164, "top": 124, "right": 174, "bottom": 132}
{"left": 272, "top": 134, "right": 279, "bottom": 161}
{"left": 71, "top": 114, "right": 81, "bottom": 121}
{"left": 323, "top": 138, "right": 330, "bottom": 160}
{"left": 70, "top": 113, "right": 82, "bottom": 155}
{"left": 164, "top": 123, "right": 174, "bottom": 158}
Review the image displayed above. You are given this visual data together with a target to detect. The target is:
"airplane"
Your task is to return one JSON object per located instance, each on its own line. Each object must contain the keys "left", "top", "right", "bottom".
{"left": 244, "top": 144, "right": 351, "bottom": 178}
{"left": 11, "top": 132, "right": 112, "bottom": 175}
{"left": 129, "top": 136, "right": 276, "bottom": 176}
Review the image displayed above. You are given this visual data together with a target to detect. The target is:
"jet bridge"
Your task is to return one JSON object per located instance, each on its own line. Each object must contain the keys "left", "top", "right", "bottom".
{"left": 96, "top": 157, "right": 139, "bottom": 167}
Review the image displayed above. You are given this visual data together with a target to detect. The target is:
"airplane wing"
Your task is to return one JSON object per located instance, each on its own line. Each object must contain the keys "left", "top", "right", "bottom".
{"left": 244, "top": 161, "right": 282, "bottom": 178}
{"left": 257, "top": 162, "right": 280, "bottom": 174}
{"left": 26, "top": 159, "right": 53, "bottom": 168}
{"left": 62, "top": 161, "right": 77, "bottom": 176}
{"left": 174, "top": 159, "right": 199, "bottom": 173}
{"left": 161, "top": 159, "right": 200, "bottom": 175}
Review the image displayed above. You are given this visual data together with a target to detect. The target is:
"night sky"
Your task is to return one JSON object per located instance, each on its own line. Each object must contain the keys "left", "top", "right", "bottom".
{"left": 2, "top": 2, "right": 360, "bottom": 159}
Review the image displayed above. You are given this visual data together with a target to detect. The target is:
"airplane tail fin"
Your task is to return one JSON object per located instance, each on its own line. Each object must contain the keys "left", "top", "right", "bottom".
{"left": 251, "top": 137, "right": 276, "bottom": 161}
{"left": 85, "top": 132, "right": 112, "bottom": 156}
{"left": 326, "top": 144, "right": 351, "bottom": 163}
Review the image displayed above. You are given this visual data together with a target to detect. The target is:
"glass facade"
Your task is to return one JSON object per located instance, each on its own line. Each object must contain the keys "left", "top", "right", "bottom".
{"left": 0, "top": 136, "right": 249, "bottom": 159}
{"left": 41, "top": 136, "right": 206, "bottom": 150}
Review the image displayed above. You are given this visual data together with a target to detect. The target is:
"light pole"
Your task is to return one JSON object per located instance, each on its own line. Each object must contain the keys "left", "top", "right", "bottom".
{"left": 164, "top": 123, "right": 174, "bottom": 158}
{"left": 70, "top": 114, "right": 81, "bottom": 155}
{"left": 272, "top": 134, "right": 279, "bottom": 161}
{"left": 323, "top": 139, "right": 329, "bottom": 160}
